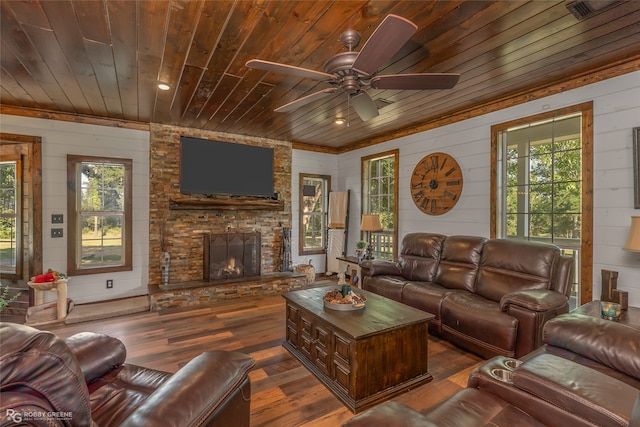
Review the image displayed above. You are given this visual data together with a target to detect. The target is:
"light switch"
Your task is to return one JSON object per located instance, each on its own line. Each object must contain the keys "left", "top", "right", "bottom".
{"left": 52, "top": 214, "right": 64, "bottom": 223}
{"left": 51, "top": 228, "right": 63, "bottom": 238}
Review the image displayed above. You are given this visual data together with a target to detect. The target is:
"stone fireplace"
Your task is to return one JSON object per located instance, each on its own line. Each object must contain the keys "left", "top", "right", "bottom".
{"left": 203, "top": 231, "right": 261, "bottom": 282}
{"left": 148, "top": 124, "right": 291, "bottom": 287}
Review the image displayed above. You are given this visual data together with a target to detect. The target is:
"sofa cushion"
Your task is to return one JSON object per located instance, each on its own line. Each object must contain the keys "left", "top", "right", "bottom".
{"left": 441, "top": 293, "right": 518, "bottom": 356}
{"left": 401, "top": 281, "right": 454, "bottom": 319}
{"left": 364, "top": 275, "right": 407, "bottom": 302}
{"left": 434, "top": 235, "right": 486, "bottom": 292}
{"left": 398, "top": 233, "right": 446, "bottom": 281}
{"left": 476, "top": 239, "right": 559, "bottom": 302}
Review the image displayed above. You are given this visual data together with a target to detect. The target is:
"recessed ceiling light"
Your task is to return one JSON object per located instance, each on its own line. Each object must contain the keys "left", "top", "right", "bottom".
{"left": 334, "top": 118, "right": 346, "bottom": 125}
{"left": 156, "top": 82, "right": 172, "bottom": 91}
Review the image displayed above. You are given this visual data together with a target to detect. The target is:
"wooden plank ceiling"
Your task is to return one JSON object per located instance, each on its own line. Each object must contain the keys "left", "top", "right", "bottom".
{"left": 1, "top": 0, "right": 639, "bottom": 152}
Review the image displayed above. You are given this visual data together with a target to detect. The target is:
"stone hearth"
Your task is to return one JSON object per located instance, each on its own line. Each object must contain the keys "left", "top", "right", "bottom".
{"left": 148, "top": 272, "right": 307, "bottom": 311}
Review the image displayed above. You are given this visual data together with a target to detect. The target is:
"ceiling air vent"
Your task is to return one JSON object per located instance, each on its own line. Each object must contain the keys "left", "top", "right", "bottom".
{"left": 374, "top": 98, "right": 394, "bottom": 109}
{"left": 566, "top": 0, "right": 619, "bottom": 20}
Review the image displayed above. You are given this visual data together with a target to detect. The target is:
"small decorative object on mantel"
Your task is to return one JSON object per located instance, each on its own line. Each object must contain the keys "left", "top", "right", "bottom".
{"left": 600, "top": 269, "right": 628, "bottom": 311}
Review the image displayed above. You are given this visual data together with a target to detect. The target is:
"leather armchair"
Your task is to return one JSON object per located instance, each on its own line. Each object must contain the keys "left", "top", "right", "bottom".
{"left": 0, "top": 322, "right": 254, "bottom": 426}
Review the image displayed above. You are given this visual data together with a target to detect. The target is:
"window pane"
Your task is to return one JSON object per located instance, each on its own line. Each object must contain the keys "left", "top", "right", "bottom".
{"left": 0, "top": 161, "right": 18, "bottom": 275}
{"left": 529, "top": 183, "right": 552, "bottom": 213}
{"left": 553, "top": 149, "right": 581, "bottom": 182}
{"left": 529, "top": 213, "right": 553, "bottom": 238}
{"left": 529, "top": 153, "right": 552, "bottom": 183}
{"left": 80, "top": 215, "right": 123, "bottom": 266}
{"left": 300, "top": 174, "right": 329, "bottom": 253}
{"left": 554, "top": 213, "right": 581, "bottom": 240}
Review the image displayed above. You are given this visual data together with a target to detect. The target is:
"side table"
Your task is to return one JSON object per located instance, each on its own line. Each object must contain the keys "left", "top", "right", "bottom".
{"left": 336, "top": 256, "right": 362, "bottom": 287}
{"left": 27, "top": 279, "right": 68, "bottom": 321}
{"left": 572, "top": 300, "right": 640, "bottom": 330}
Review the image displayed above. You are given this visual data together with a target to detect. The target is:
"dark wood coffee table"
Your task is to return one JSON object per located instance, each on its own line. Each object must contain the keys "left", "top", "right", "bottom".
{"left": 282, "top": 286, "right": 435, "bottom": 413}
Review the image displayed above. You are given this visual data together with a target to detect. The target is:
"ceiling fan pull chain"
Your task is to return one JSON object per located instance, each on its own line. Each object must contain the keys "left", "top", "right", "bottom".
{"left": 347, "top": 93, "right": 351, "bottom": 127}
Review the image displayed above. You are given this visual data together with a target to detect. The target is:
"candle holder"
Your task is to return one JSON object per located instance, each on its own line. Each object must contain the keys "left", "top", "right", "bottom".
{"left": 600, "top": 301, "right": 622, "bottom": 321}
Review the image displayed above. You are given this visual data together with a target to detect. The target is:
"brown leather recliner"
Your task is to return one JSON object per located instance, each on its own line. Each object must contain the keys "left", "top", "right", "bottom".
{"left": 342, "top": 312, "right": 640, "bottom": 427}
{"left": 0, "top": 322, "right": 255, "bottom": 426}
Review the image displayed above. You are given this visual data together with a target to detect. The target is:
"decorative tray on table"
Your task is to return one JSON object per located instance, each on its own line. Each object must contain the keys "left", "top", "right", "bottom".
{"left": 323, "top": 288, "right": 366, "bottom": 311}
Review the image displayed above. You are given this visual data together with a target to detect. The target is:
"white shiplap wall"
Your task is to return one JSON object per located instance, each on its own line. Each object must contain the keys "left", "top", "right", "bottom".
{"left": 0, "top": 115, "right": 150, "bottom": 304}
{"left": 291, "top": 149, "right": 339, "bottom": 273}
{"left": 337, "top": 70, "right": 640, "bottom": 306}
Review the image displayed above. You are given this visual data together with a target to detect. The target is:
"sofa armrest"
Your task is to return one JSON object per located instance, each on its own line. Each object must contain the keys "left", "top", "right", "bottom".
{"left": 360, "top": 259, "right": 401, "bottom": 277}
{"left": 120, "top": 350, "right": 254, "bottom": 427}
{"left": 513, "top": 353, "right": 639, "bottom": 426}
{"left": 543, "top": 313, "right": 640, "bottom": 379}
{"left": 65, "top": 332, "right": 126, "bottom": 383}
{"left": 500, "top": 289, "right": 567, "bottom": 312}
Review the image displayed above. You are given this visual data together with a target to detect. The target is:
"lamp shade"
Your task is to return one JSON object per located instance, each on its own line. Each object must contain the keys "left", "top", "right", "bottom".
{"left": 360, "top": 214, "right": 383, "bottom": 232}
{"left": 624, "top": 216, "right": 640, "bottom": 251}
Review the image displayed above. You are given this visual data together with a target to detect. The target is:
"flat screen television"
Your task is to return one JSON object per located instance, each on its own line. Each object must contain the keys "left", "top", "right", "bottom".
{"left": 179, "top": 137, "right": 274, "bottom": 197}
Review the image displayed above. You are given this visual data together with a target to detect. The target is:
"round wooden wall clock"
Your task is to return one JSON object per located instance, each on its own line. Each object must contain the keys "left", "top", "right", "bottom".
{"left": 410, "top": 152, "right": 463, "bottom": 215}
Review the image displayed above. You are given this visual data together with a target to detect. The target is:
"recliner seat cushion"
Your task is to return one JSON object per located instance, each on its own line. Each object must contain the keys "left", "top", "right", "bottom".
{"left": 401, "top": 281, "right": 454, "bottom": 318}
{"left": 441, "top": 293, "right": 518, "bottom": 355}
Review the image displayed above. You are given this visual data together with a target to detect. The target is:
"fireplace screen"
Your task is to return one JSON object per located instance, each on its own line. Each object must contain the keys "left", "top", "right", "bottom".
{"left": 204, "top": 232, "right": 261, "bottom": 281}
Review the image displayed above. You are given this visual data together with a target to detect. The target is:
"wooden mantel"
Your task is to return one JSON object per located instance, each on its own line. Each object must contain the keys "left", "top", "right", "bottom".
{"left": 169, "top": 196, "right": 284, "bottom": 211}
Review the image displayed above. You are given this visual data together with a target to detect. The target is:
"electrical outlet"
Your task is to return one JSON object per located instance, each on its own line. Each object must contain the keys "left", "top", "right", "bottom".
{"left": 106, "top": 279, "right": 113, "bottom": 289}
{"left": 51, "top": 214, "right": 64, "bottom": 223}
{"left": 51, "top": 228, "right": 63, "bottom": 238}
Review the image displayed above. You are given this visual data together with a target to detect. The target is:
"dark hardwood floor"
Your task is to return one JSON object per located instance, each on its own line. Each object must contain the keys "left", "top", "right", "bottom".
{"left": 43, "top": 278, "right": 483, "bottom": 426}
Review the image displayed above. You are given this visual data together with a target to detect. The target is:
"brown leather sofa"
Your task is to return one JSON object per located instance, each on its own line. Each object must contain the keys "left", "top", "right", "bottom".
{"left": 342, "top": 312, "right": 640, "bottom": 427}
{"left": 0, "top": 322, "right": 255, "bottom": 426}
{"left": 360, "top": 233, "right": 574, "bottom": 358}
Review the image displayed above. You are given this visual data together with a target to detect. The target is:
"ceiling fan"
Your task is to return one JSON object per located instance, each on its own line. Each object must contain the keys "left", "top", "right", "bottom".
{"left": 246, "top": 14, "right": 460, "bottom": 122}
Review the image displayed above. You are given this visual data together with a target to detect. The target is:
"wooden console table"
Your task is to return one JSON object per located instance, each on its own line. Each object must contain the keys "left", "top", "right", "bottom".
{"left": 282, "top": 286, "right": 434, "bottom": 413}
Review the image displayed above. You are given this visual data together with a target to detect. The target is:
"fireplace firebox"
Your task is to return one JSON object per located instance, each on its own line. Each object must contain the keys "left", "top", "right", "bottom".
{"left": 203, "top": 231, "right": 261, "bottom": 282}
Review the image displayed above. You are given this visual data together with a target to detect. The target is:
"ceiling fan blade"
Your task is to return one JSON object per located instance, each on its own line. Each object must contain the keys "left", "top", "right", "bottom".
{"left": 352, "top": 15, "right": 418, "bottom": 76}
{"left": 274, "top": 88, "right": 338, "bottom": 113}
{"left": 246, "top": 59, "right": 334, "bottom": 81}
{"left": 370, "top": 73, "right": 460, "bottom": 90}
{"left": 351, "top": 92, "right": 379, "bottom": 122}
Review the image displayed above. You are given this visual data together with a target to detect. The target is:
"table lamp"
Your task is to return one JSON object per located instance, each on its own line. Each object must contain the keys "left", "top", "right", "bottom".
{"left": 624, "top": 216, "right": 640, "bottom": 251}
{"left": 360, "top": 214, "right": 382, "bottom": 260}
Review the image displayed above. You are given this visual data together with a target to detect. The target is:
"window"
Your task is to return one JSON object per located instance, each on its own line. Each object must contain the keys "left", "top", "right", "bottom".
{"left": 491, "top": 103, "right": 593, "bottom": 306}
{"left": 362, "top": 150, "right": 399, "bottom": 260}
{"left": 67, "top": 155, "right": 132, "bottom": 275}
{"left": 0, "top": 158, "right": 21, "bottom": 277}
{"left": 299, "top": 174, "right": 330, "bottom": 255}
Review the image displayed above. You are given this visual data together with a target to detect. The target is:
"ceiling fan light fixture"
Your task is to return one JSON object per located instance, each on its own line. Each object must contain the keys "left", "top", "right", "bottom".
{"left": 334, "top": 118, "right": 346, "bottom": 125}
{"left": 155, "top": 81, "right": 172, "bottom": 91}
